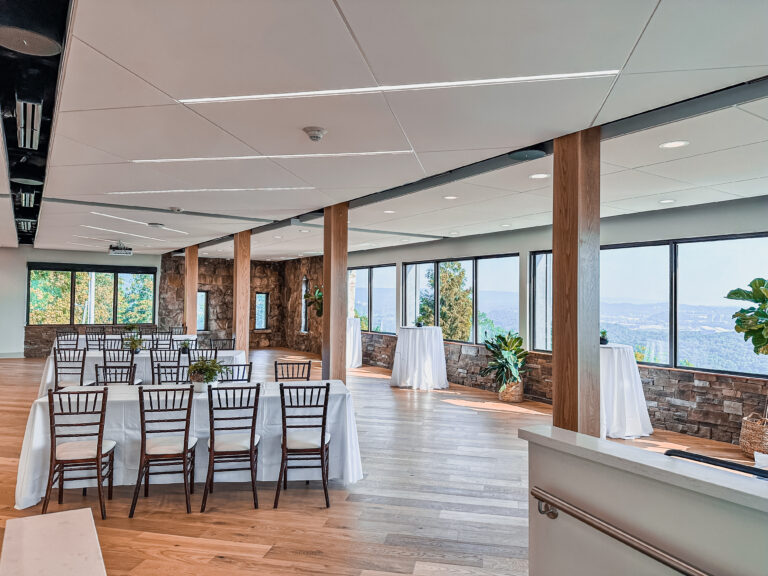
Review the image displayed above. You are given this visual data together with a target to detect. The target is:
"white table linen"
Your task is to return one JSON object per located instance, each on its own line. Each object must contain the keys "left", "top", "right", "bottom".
{"left": 600, "top": 344, "right": 653, "bottom": 439}
{"left": 390, "top": 326, "right": 448, "bottom": 390}
{"left": 38, "top": 349, "right": 246, "bottom": 398}
{"left": 346, "top": 317, "right": 362, "bottom": 369}
{"left": 63, "top": 334, "right": 197, "bottom": 351}
{"left": 16, "top": 380, "right": 363, "bottom": 510}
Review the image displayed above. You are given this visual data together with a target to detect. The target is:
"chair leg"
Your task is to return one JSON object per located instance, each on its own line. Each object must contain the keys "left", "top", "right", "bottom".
{"left": 283, "top": 459, "right": 288, "bottom": 490}
{"left": 322, "top": 447, "right": 330, "bottom": 508}
{"left": 273, "top": 455, "right": 286, "bottom": 509}
{"left": 107, "top": 453, "right": 114, "bottom": 500}
{"left": 42, "top": 463, "right": 56, "bottom": 515}
{"left": 190, "top": 449, "right": 196, "bottom": 495}
{"left": 96, "top": 458, "right": 107, "bottom": 520}
{"left": 144, "top": 463, "right": 150, "bottom": 497}
{"left": 129, "top": 461, "right": 145, "bottom": 518}
{"left": 58, "top": 465, "right": 64, "bottom": 504}
{"left": 182, "top": 453, "right": 191, "bottom": 514}
{"left": 249, "top": 449, "right": 258, "bottom": 510}
{"left": 200, "top": 455, "right": 214, "bottom": 513}
{"left": 82, "top": 487, "right": 87, "bottom": 496}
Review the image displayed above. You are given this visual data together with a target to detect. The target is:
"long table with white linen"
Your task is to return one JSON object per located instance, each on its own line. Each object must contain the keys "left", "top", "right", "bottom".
{"left": 600, "top": 343, "right": 653, "bottom": 439}
{"left": 38, "top": 349, "right": 246, "bottom": 398}
{"left": 16, "top": 380, "right": 363, "bottom": 510}
{"left": 64, "top": 334, "right": 198, "bottom": 351}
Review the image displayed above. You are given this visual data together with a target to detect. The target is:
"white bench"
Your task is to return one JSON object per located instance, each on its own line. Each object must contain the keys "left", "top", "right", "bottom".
{"left": 0, "top": 508, "right": 106, "bottom": 576}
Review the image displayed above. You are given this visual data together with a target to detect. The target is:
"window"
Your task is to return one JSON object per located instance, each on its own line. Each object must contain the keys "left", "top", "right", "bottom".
{"left": 477, "top": 255, "right": 519, "bottom": 341}
{"left": 371, "top": 266, "right": 396, "bottom": 333}
{"left": 531, "top": 252, "right": 553, "bottom": 350}
{"left": 348, "top": 269, "right": 369, "bottom": 330}
{"left": 27, "top": 264, "right": 156, "bottom": 325}
{"left": 439, "top": 260, "right": 474, "bottom": 342}
{"left": 677, "top": 237, "right": 768, "bottom": 375}
{"left": 301, "top": 276, "right": 309, "bottom": 332}
{"left": 601, "top": 245, "right": 670, "bottom": 364}
{"left": 404, "top": 262, "right": 435, "bottom": 327}
{"left": 196, "top": 291, "right": 208, "bottom": 331}
{"left": 254, "top": 293, "right": 269, "bottom": 330}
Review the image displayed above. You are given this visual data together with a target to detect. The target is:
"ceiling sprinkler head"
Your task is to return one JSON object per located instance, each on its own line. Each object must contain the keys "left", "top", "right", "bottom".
{"left": 168, "top": 206, "right": 184, "bottom": 213}
{"left": 303, "top": 126, "right": 327, "bottom": 142}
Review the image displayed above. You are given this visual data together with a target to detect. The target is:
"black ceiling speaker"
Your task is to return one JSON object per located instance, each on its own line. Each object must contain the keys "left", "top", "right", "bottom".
{"left": 0, "top": 0, "right": 66, "bottom": 57}
{"left": 9, "top": 162, "right": 44, "bottom": 186}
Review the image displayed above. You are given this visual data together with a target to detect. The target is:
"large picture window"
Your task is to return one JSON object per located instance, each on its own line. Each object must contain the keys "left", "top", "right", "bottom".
{"left": 347, "top": 265, "right": 396, "bottom": 333}
{"left": 477, "top": 255, "right": 519, "bottom": 341}
{"left": 196, "top": 291, "right": 208, "bottom": 332}
{"left": 531, "top": 252, "right": 553, "bottom": 351}
{"left": 439, "top": 260, "right": 474, "bottom": 342}
{"left": 348, "top": 268, "right": 369, "bottom": 330}
{"left": 254, "top": 293, "right": 269, "bottom": 330}
{"left": 27, "top": 264, "right": 156, "bottom": 326}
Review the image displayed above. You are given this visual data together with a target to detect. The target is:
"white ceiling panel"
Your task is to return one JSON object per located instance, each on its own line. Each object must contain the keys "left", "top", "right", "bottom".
{"left": 190, "top": 93, "right": 409, "bottom": 155}
{"left": 604, "top": 187, "right": 740, "bottom": 213}
{"left": 740, "top": 97, "right": 768, "bottom": 121}
{"left": 0, "top": 195, "right": 18, "bottom": 247}
{"left": 713, "top": 176, "right": 768, "bottom": 198}
{"left": 58, "top": 38, "right": 174, "bottom": 112}
{"left": 337, "top": 0, "right": 656, "bottom": 85}
{"left": 48, "top": 136, "right": 126, "bottom": 167}
{"left": 601, "top": 169, "right": 694, "bottom": 202}
{"left": 72, "top": 0, "right": 376, "bottom": 100}
{"left": 385, "top": 77, "right": 615, "bottom": 152}
{"left": 44, "top": 163, "right": 189, "bottom": 197}
{"left": 55, "top": 105, "right": 255, "bottom": 161}
{"left": 416, "top": 148, "right": 513, "bottom": 177}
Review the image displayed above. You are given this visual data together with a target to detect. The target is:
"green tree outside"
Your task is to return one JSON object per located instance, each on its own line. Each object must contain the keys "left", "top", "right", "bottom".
{"left": 29, "top": 270, "right": 71, "bottom": 324}
{"left": 416, "top": 262, "right": 474, "bottom": 341}
{"left": 117, "top": 273, "right": 154, "bottom": 324}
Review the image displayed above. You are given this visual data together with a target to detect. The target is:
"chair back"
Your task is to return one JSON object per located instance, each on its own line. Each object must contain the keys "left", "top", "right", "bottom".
{"left": 101, "top": 338, "right": 123, "bottom": 350}
{"left": 189, "top": 348, "right": 217, "bottom": 363}
{"left": 85, "top": 332, "right": 105, "bottom": 350}
{"left": 152, "top": 332, "right": 173, "bottom": 350}
{"left": 138, "top": 386, "right": 194, "bottom": 454}
{"left": 85, "top": 326, "right": 105, "bottom": 335}
{"left": 53, "top": 348, "right": 87, "bottom": 390}
{"left": 95, "top": 364, "right": 136, "bottom": 385}
{"left": 172, "top": 338, "right": 197, "bottom": 350}
{"left": 150, "top": 349, "right": 181, "bottom": 384}
{"left": 140, "top": 326, "right": 157, "bottom": 336}
{"left": 56, "top": 330, "right": 79, "bottom": 350}
{"left": 210, "top": 338, "right": 235, "bottom": 350}
{"left": 121, "top": 334, "right": 142, "bottom": 351}
{"left": 219, "top": 363, "right": 252, "bottom": 383}
{"left": 279, "top": 383, "right": 330, "bottom": 451}
{"left": 171, "top": 325, "right": 187, "bottom": 336}
{"left": 274, "top": 360, "right": 312, "bottom": 381}
{"left": 47, "top": 388, "right": 108, "bottom": 460}
{"left": 103, "top": 349, "right": 135, "bottom": 367}
{"left": 208, "top": 384, "right": 261, "bottom": 452}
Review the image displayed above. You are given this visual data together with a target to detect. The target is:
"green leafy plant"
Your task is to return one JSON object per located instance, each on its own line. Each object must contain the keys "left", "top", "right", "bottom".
{"left": 188, "top": 358, "right": 229, "bottom": 383}
{"left": 123, "top": 323, "right": 138, "bottom": 332}
{"left": 180, "top": 339, "right": 192, "bottom": 350}
{"left": 124, "top": 334, "right": 143, "bottom": 353}
{"left": 304, "top": 285, "right": 324, "bottom": 317}
{"left": 726, "top": 278, "right": 768, "bottom": 355}
{"left": 600, "top": 329, "right": 608, "bottom": 340}
{"left": 480, "top": 331, "right": 528, "bottom": 393}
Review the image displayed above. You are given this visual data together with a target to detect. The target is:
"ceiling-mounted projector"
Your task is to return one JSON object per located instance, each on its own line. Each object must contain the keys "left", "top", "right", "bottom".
{"left": 109, "top": 241, "right": 133, "bottom": 256}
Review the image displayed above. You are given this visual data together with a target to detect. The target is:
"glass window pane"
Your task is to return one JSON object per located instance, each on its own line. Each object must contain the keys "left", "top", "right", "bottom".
{"left": 677, "top": 237, "right": 768, "bottom": 375}
{"left": 404, "top": 263, "right": 435, "bottom": 326}
{"left": 301, "top": 277, "right": 309, "bottom": 332}
{"left": 532, "top": 253, "right": 553, "bottom": 350}
{"left": 117, "top": 273, "right": 154, "bottom": 324}
{"left": 439, "top": 260, "right": 474, "bottom": 342}
{"left": 74, "top": 272, "right": 114, "bottom": 324}
{"left": 600, "top": 245, "right": 670, "bottom": 363}
{"left": 348, "top": 269, "right": 369, "bottom": 330}
{"left": 196, "top": 291, "right": 207, "bottom": 331}
{"left": 255, "top": 293, "right": 268, "bottom": 330}
{"left": 28, "top": 270, "right": 72, "bottom": 325}
{"left": 371, "top": 266, "right": 396, "bottom": 333}
{"left": 477, "top": 256, "right": 519, "bottom": 341}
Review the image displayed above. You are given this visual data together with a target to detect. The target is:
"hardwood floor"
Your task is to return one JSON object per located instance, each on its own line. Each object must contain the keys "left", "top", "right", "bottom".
{"left": 0, "top": 349, "right": 749, "bottom": 575}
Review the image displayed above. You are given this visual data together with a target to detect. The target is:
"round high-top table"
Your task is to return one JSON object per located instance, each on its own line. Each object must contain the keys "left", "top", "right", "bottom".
{"left": 346, "top": 317, "right": 362, "bottom": 369}
{"left": 390, "top": 326, "right": 448, "bottom": 391}
{"left": 600, "top": 343, "right": 653, "bottom": 439}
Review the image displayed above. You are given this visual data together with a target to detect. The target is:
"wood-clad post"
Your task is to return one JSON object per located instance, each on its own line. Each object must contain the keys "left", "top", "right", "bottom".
{"left": 183, "top": 245, "right": 198, "bottom": 336}
{"left": 322, "top": 203, "right": 349, "bottom": 381}
{"left": 233, "top": 230, "right": 251, "bottom": 353}
{"left": 552, "top": 127, "right": 601, "bottom": 437}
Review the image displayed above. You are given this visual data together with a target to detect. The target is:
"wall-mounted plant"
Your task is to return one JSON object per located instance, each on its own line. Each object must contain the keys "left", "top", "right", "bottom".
{"left": 304, "top": 285, "right": 324, "bottom": 317}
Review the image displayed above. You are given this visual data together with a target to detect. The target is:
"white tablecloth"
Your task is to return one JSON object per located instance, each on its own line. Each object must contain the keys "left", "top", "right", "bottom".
{"left": 16, "top": 380, "right": 363, "bottom": 510}
{"left": 346, "top": 317, "right": 362, "bottom": 369}
{"left": 63, "top": 334, "right": 197, "bottom": 351}
{"left": 390, "top": 326, "right": 448, "bottom": 390}
{"left": 600, "top": 344, "right": 653, "bottom": 439}
{"left": 38, "top": 349, "right": 246, "bottom": 398}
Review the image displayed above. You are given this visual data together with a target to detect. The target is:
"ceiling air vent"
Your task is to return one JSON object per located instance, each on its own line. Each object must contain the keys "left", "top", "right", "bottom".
{"left": 15, "top": 97, "right": 43, "bottom": 150}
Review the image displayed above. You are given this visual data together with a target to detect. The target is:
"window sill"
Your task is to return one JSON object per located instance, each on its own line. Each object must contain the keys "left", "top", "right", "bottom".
{"left": 252, "top": 329, "right": 272, "bottom": 334}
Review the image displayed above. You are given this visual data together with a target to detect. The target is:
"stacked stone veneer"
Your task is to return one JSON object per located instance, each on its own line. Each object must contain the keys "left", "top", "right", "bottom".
{"left": 24, "top": 324, "right": 156, "bottom": 358}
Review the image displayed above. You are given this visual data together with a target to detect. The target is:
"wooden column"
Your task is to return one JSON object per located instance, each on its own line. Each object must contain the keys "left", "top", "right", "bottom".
{"left": 232, "top": 230, "right": 251, "bottom": 353}
{"left": 183, "top": 245, "right": 198, "bottom": 336}
{"left": 322, "top": 202, "right": 349, "bottom": 381}
{"left": 552, "top": 127, "right": 601, "bottom": 437}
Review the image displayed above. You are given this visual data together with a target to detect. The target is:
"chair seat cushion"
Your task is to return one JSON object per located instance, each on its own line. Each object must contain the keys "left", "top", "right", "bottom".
{"left": 146, "top": 435, "right": 198, "bottom": 455}
{"left": 57, "top": 439, "right": 116, "bottom": 460}
{"left": 209, "top": 432, "right": 259, "bottom": 452}
{"left": 286, "top": 429, "right": 330, "bottom": 450}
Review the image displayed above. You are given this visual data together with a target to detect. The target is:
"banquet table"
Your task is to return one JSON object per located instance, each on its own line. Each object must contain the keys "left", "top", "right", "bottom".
{"left": 600, "top": 343, "right": 653, "bottom": 439}
{"left": 15, "top": 380, "right": 363, "bottom": 510}
{"left": 390, "top": 326, "right": 448, "bottom": 390}
{"left": 63, "top": 334, "right": 197, "bottom": 351}
{"left": 38, "top": 349, "right": 246, "bottom": 398}
{"left": 346, "top": 317, "right": 362, "bottom": 369}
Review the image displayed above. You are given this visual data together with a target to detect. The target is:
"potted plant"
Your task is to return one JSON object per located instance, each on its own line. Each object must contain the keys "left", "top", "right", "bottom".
{"left": 600, "top": 329, "right": 609, "bottom": 345}
{"left": 480, "top": 331, "right": 528, "bottom": 403}
{"left": 179, "top": 339, "right": 192, "bottom": 355}
{"left": 124, "top": 323, "right": 138, "bottom": 333}
{"left": 726, "top": 278, "right": 768, "bottom": 458}
{"left": 188, "top": 358, "right": 229, "bottom": 393}
{"left": 124, "top": 334, "right": 143, "bottom": 355}
{"left": 303, "top": 285, "right": 324, "bottom": 317}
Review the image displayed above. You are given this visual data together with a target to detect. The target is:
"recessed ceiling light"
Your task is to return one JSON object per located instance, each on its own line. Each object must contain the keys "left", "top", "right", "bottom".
{"left": 449, "top": 231, "right": 459, "bottom": 236}
{"left": 132, "top": 150, "right": 413, "bottom": 164}
{"left": 299, "top": 229, "right": 309, "bottom": 233}
{"left": 659, "top": 140, "right": 689, "bottom": 149}
{"left": 179, "top": 70, "right": 621, "bottom": 104}
{"left": 201, "top": 252, "right": 209, "bottom": 255}
{"left": 659, "top": 199, "right": 676, "bottom": 204}
{"left": 273, "top": 235, "right": 282, "bottom": 239}
{"left": 443, "top": 195, "right": 458, "bottom": 200}
{"left": 383, "top": 210, "right": 396, "bottom": 214}
{"left": 500, "top": 224, "right": 510, "bottom": 228}
{"left": 529, "top": 173, "right": 550, "bottom": 180}
{"left": 107, "top": 186, "right": 315, "bottom": 195}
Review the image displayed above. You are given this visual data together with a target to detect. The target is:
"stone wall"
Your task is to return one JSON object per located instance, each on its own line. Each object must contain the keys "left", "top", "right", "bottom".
{"left": 249, "top": 261, "right": 285, "bottom": 349}
{"left": 362, "top": 332, "right": 397, "bottom": 368}
{"left": 281, "top": 257, "right": 323, "bottom": 354}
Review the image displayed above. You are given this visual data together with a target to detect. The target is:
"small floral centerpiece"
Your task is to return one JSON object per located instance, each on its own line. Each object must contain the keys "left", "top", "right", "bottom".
{"left": 179, "top": 339, "right": 192, "bottom": 355}
{"left": 124, "top": 334, "right": 143, "bottom": 354}
{"left": 600, "top": 329, "right": 609, "bottom": 345}
{"left": 188, "top": 358, "right": 229, "bottom": 393}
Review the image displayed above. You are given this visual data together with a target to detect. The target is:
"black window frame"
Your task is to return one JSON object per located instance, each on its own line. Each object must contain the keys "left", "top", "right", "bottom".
{"left": 196, "top": 290, "right": 209, "bottom": 332}
{"left": 26, "top": 262, "right": 157, "bottom": 326}
{"left": 254, "top": 292, "right": 269, "bottom": 331}
{"left": 348, "top": 264, "right": 397, "bottom": 335}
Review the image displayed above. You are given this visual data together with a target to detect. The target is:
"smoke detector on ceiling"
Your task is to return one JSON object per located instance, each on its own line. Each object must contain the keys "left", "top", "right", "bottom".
{"left": 303, "top": 126, "right": 327, "bottom": 142}
{"left": 169, "top": 206, "right": 184, "bottom": 213}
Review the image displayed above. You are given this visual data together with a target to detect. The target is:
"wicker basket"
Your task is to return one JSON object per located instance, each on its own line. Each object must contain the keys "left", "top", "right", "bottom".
{"left": 498, "top": 381, "right": 523, "bottom": 403}
{"left": 739, "top": 412, "right": 768, "bottom": 459}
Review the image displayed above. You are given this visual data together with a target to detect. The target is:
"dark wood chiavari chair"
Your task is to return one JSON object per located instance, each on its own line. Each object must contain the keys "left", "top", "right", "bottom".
{"left": 201, "top": 384, "right": 261, "bottom": 512}
{"left": 172, "top": 338, "right": 197, "bottom": 351}
{"left": 85, "top": 332, "right": 105, "bottom": 351}
{"left": 103, "top": 348, "right": 142, "bottom": 385}
{"left": 209, "top": 337, "right": 236, "bottom": 350}
{"left": 139, "top": 325, "right": 158, "bottom": 336}
{"left": 218, "top": 363, "right": 253, "bottom": 383}
{"left": 101, "top": 337, "right": 123, "bottom": 350}
{"left": 152, "top": 331, "right": 173, "bottom": 350}
{"left": 274, "top": 360, "right": 312, "bottom": 381}
{"left": 43, "top": 388, "right": 116, "bottom": 519}
{"left": 85, "top": 326, "right": 106, "bottom": 335}
{"left": 94, "top": 364, "right": 137, "bottom": 386}
{"left": 55, "top": 330, "right": 79, "bottom": 350}
{"left": 171, "top": 325, "right": 187, "bottom": 336}
{"left": 274, "top": 383, "right": 331, "bottom": 509}
{"left": 189, "top": 348, "right": 218, "bottom": 363}
{"left": 53, "top": 348, "right": 93, "bottom": 390}
{"left": 154, "top": 365, "right": 186, "bottom": 385}
{"left": 150, "top": 349, "right": 181, "bottom": 384}
{"left": 129, "top": 385, "right": 197, "bottom": 517}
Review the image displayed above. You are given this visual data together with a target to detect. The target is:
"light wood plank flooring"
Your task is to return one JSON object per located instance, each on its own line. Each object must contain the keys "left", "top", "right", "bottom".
{"left": 0, "top": 349, "right": 747, "bottom": 575}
